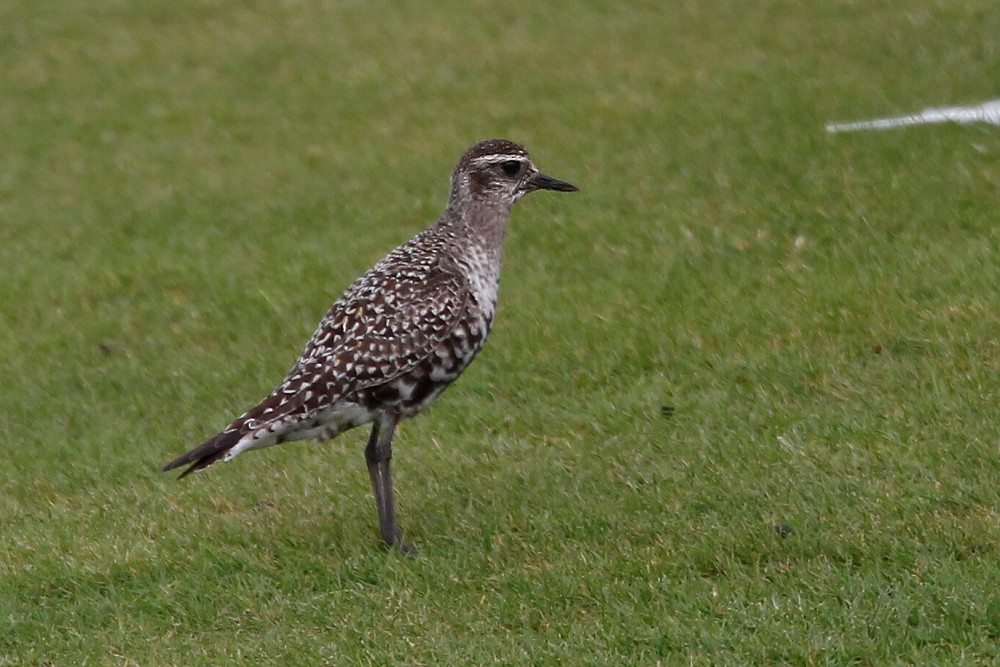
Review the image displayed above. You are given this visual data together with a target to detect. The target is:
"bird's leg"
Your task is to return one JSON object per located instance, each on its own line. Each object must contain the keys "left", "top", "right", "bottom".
{"left": 364, "top": 413, "right": 414, "bottom": 555}
{"left": 364, "top": 421, "right": 387, "bottom": 532}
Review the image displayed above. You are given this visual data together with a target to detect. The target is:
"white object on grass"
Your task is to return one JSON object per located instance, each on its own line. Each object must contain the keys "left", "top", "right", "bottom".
{"left": 826, "top": 98, "right": 1000, "bottom": 133}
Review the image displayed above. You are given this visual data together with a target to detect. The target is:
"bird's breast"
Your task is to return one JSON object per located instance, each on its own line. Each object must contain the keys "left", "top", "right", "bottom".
{"left": 458, "top": 243, "right": 502, "bottom": 323}
{"left": 358, "top": 312, "right": 492, "bottom": 417}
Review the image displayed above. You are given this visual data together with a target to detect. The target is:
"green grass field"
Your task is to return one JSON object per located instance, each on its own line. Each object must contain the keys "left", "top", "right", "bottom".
{"left": 3, "top": 1, "right": 1000, "bottom": 664}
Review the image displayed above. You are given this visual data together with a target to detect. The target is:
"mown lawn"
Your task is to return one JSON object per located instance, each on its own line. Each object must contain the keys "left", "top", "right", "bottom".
{"left": 2, "top": 1, "right": 1000, "bottom": 664}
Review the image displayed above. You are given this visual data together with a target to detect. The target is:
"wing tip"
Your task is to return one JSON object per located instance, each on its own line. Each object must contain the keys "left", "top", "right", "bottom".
{"left": 161, "top": 429, "right": 242, "bottom": 480}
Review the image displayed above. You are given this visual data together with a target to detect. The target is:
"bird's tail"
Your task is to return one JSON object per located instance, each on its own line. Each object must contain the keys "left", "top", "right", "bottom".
{"left": 162, "top": 428, "right": 243, "bottom": 479}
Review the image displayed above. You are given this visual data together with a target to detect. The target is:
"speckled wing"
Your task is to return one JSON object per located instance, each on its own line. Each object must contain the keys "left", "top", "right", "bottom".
{"left": 241, "top": 236, "right": 471, "bottom": 431}
{"left": 163, "top": 233, "right": 473, "bottom": 477}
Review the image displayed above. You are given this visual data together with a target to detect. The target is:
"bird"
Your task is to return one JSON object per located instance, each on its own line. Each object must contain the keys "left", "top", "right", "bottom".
{"left": 162, "top": 138, "right": 578, "bottom": 554}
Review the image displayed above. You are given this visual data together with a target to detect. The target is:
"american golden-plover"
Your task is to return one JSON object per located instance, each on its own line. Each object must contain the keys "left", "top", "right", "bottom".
{"left": 163, "top": 139, "right": 577, "bottom": 553}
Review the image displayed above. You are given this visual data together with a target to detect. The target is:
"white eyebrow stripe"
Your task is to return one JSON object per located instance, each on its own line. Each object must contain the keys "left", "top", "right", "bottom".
{"left": 469, "top": 154, "right": 529, "bottom": 166}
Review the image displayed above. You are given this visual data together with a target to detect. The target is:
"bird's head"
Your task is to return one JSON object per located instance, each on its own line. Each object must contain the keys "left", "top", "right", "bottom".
{"left": 449, "top": 139, "right": 578, "bottom": 208}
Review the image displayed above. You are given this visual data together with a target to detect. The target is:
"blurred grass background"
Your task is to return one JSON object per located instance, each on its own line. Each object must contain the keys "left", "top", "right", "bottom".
{"left": 2, "top": 1, "right": 1000, "bottom": 664}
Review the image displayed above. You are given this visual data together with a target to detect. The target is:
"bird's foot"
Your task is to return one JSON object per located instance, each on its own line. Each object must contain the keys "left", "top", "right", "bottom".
{"left": 383, "top": 536, "right": 418, "bottom": 557}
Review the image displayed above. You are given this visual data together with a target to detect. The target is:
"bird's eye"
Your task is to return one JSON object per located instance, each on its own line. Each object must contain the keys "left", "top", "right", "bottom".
{"left": 499, "top": 160, "right": 522, "bottom": 176}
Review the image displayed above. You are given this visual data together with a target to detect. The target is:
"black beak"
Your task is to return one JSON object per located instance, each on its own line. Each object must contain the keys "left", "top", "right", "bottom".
{"left": 529, "top": 172, "right": 579, "bottom": 193}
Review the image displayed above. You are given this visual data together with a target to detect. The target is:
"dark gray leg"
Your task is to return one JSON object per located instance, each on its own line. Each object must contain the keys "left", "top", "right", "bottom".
{"left": 364, "top": 413, "right": 414, "bottom": 555}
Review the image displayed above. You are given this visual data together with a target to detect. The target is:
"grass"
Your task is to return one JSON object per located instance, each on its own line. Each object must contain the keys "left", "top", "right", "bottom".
{"left": 3, "top": 0, "right": 1000, "bottom": 664}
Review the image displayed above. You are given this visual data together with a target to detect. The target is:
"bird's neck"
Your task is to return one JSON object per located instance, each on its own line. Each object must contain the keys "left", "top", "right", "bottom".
{"left": 439, "top": 199, "right": 510, "bottom": 260}
{"left": 437, "top": 199, "right": 511, "bottom": 310}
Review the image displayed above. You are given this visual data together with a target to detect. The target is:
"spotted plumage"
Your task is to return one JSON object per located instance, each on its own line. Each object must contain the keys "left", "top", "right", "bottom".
{"left": 162, "top": 139, "right": 577, "bottom": 553}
